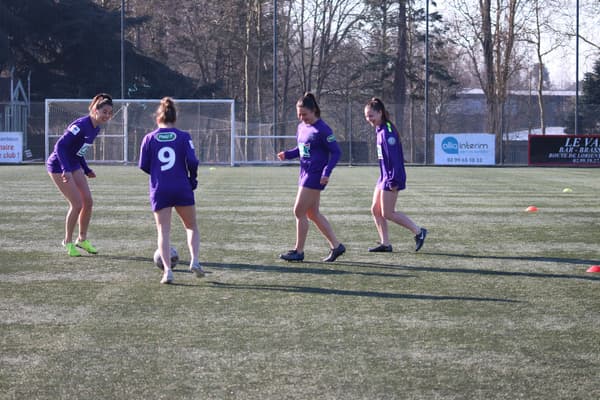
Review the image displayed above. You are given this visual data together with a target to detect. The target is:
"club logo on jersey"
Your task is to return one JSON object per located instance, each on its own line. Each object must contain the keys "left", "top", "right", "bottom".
{"left": 157, "top": 132, "right": 177, "bottom": 142}
{"left": 326, "top": 134, "right": 336, "bottom": 143}
{"left": 299, "top": 142, "right": 311, "bottom": 158}
{"left": 387, "top": 136, "right": 397, "bottom": 146}
{"left": 68, "top": 125, "right": 81, "bottom": 135}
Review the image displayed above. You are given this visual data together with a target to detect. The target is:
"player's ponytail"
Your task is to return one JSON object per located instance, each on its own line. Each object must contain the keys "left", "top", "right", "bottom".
{"left": 89, "top": 93, "right": 113, "bottom": 112}
{"left": 366, "top": 97, "right": 390, "bottom": 123}
{"left": 156, "top": 97, "right": 177, "bottom": 124}
{"left": 297, "top": 92, "right": 321, "bottom": 118}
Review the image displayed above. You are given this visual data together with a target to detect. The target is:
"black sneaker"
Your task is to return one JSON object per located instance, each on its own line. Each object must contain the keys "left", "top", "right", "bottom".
{"left": 323, "top": 243, "right": 346, "bottom": 262}
{"left": 368, "top": 243, "right": 393, "bottom": 252}
{"left": 280, "top": 249, "right": 304, "bottom": 262}
{"left": 414, "top": 228, "right": 427, "bottom": 252}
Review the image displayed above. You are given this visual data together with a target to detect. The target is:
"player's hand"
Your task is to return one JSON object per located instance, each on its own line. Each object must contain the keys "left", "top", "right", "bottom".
{"left": 189, "top": 177, "right": 198, "bottom": 190}
{"left": 320, "top": 175, "right": 329, "bottom": 185}
{"left": 277, "top": 152, "right": 285, "bottom": 161}
{"left": 61, "top": 172, "right": 72, "bottom": 183}
{"left": 86, "top": 170, "right": 96, "bottom": 178}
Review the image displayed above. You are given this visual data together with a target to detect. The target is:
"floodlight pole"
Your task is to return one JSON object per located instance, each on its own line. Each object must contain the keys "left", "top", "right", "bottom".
{"left": 273, "top": 0, "right": 278, "bottom": 138}
{"left": 424, "top": 0, "right": 430, "bottom": 164}
{"left": 121, "top": 0, "right": 125, "bottom": 100}
{"left": 575, "top": 0, "right": 579, "bottom": 135}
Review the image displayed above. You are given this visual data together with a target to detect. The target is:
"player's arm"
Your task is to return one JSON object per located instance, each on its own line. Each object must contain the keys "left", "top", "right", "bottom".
{"left": 279, "top": 147, "right": 300, "bottom": 160}
{"left": 138, "top": 136, "right": 151, "bottom": 174}
{"left": 79, "top": 157, "right": 94, "bottom": 177}
{"left": 322, "top": 132, "right": 341, "bottom": 178}
{"left": 186, "top": 138, "right": 200, "bottom": 190}
{"left": 54, "top": 127, "right": 79, "bottom": 173}
{"left": 382, "top": 128, "right": 403, "bottom": 185}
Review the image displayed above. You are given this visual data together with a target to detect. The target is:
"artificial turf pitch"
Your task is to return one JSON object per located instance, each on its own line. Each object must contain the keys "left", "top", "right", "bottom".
{"left": 1, "top": 165, "right": 598, "bottom": 399}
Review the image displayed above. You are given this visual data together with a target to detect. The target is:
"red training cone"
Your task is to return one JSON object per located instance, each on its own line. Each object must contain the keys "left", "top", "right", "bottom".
{"left": 526, "top": 206, "right": 538, "bottom": 212}
{"left": 586, "top": 265, "right": 600, "bottom": 273}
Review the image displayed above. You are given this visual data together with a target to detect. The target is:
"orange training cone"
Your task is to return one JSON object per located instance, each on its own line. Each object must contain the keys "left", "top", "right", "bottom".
{"left": 587, "top": 265, "right": 600, "bottom": 273}
{"left": 526, "top": 206, "right": 538, "bottom": 212}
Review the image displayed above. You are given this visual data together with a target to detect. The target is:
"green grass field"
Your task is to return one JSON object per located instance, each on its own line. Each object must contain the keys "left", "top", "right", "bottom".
{"left": 1, "top": 165, "right": 599, "bottom": 400}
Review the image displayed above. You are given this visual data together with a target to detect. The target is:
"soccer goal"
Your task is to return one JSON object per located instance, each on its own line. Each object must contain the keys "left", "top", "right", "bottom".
{"left": 45, "top": 98, "right": 236, "bottom": 165}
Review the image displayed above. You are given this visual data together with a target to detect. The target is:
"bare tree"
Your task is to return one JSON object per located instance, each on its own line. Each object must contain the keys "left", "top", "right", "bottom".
{"left": 291, "top": 0, "right": 364, "bottom": 97}
{"left": 523, "top": 0, "right": 566, "bottom": 134}
{"left": 448, "top": 0, "right": 527, "bottom": 162}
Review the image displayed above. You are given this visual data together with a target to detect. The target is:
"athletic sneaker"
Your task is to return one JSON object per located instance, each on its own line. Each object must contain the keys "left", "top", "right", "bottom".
{"left": 323, "top": 243, "right": 346, "bottom": 262}
{"left": 62, "top": 241, "right": 81, "bottom": 257}
{"left": 160, "top": 269, "right": 174, "bottom": 284}
{"left": 414, "top": 228, "right": 427, "bottom": 252}
{"left": 368, "top": 243, "right": 393, "bottom": 252}
{"left": 75, "top": 239, "right": 98, "bottom": 254}
{"left": 190, "top": 262, "right": 206, "bottom": 278}
{"left": 279, "top": 250, "right": 304, "bottom": 262}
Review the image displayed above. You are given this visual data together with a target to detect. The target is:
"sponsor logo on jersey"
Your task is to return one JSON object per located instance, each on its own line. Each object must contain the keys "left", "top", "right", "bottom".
{"left": 157, "top": 132, "right": 177, "bottom": 142}
{"left": 326, "top": 134, "right": 336, "bottom": 143}
{"left": 299, "top": 142, "right": 311, "bottom": 158}
{"left": 68, "top": 125, "right": 81, "bottom": 135}
{"left": 77, "top": 143, "right": 92, "bottom": 157}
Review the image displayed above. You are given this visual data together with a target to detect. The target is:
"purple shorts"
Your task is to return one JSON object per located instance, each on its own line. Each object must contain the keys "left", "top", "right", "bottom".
{"left": 299, "top": 172, "right": 326, "bottom": 190}
{"left": 151, "top": 189, "right": 195, "bottom": 212}
{"left": 46, "top": 153, "right": 80, "bottom": 174}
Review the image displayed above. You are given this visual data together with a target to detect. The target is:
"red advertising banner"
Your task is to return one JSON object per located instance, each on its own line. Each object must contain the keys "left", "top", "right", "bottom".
{"left": 528, "top": 134, "right": 600, "bottom": 166}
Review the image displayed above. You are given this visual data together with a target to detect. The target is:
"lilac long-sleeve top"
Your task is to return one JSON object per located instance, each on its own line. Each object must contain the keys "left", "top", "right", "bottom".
{"left": 283, "top": 119, "right": 341, "bottom": 189}
{"left": 46, "top": 115, "right": 99, "bottom": 174}
{"left": 376, "top": 121, "right": 407, "bottom": 191}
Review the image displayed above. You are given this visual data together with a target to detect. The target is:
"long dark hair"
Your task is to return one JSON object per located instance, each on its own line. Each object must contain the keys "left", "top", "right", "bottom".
{"left": 296, "top": 92, "right": 321, "bottom": 118}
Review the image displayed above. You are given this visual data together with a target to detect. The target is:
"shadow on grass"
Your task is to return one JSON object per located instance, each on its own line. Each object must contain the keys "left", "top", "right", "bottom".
{"left": 209, "top": 281, "right": 518, "bottom": 303}
{"left": 428, "top": 251, "right": 600, "bottom": 266}
{"left": 339, "top": 258, "right": 600, "bottom": 282}
{"left": 203, "top": 261, "right": 415, "bottom": 279}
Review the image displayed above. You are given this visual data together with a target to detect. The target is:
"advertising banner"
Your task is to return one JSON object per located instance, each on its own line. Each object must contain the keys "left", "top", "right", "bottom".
{"left": 434, "top": 134, "right": 495, "bottom": 165}
{"left": 0, "top": 132, "right": 23, "bottom": 163}
{"left": 528, "top": 135, "right": 600, "bottom": 166}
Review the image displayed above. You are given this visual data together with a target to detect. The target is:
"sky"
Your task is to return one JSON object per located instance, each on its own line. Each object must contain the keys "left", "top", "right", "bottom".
{"left": 431, "top": 0, "right": 599, "bottom": 89}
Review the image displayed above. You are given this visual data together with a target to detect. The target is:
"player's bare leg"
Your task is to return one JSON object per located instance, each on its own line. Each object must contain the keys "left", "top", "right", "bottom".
{"left": 154, "top": 207, "right": 174, "bottom": 283}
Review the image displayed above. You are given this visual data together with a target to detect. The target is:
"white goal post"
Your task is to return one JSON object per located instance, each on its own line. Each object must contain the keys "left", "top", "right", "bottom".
{"left": 45, "top": 98, "right": 242, "bottom": 165}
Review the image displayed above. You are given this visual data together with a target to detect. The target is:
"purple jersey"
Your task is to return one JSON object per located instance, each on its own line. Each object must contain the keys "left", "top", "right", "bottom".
{"left": 283, "top": 119, "right": 341, "bottom": 190}
{"left": 46, "top": 115, "right": 99, "bottom": 174}
{"left": 139, "top": 127, "right": 199, "bottom": 211}
{"left": 376, "top": 121, "right": 406, "bottom": 191}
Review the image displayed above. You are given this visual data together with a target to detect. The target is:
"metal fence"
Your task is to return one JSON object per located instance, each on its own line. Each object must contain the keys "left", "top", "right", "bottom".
{"left": 15, "top": 90, "right": 578, "bottom": 165}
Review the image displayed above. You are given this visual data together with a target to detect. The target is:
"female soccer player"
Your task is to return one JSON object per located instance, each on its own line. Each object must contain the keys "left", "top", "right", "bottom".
{"left": 47, "top": 93, "right": 113, "bottom": 257}
{"left": 364, "top": 97, "right": 427, "bottom": 252}
{"left": 139, "top": 97, "right": 204, "bottom": 284}
{"left": 277, "top": 92, "right": 345, "bottom": 262}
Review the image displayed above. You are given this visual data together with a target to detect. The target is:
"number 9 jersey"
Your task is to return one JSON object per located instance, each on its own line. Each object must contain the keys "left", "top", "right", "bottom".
{"left": 139, "top": 127, "right": 200, "bottom": 211}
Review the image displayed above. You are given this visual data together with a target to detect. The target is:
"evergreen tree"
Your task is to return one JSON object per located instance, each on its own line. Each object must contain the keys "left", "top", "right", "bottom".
{"left": 0, "top": 0, "right": 194, "bottom": 99}
{"left": 565, "top": 57, "right": 600, "bottom": 134}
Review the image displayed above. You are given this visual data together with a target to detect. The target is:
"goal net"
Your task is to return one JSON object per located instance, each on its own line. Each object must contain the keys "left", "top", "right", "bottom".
{"left": 45, "top": 98, "right": 241, "bottom": 165}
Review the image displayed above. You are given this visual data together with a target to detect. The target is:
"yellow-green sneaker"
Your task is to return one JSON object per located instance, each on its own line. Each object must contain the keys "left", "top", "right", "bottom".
{"left": 63, "top": 241, "right": 81, "bottom": 257}
{"left": 75, "top": 239, "right": 98, "bottom": 254}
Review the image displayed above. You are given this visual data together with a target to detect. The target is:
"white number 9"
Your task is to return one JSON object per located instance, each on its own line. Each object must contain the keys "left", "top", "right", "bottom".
{"left": 158, "top": 147, "right": 176, "bottom": 171}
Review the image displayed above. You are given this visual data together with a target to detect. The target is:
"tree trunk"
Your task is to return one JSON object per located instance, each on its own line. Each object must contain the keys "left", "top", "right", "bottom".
{"left": 393, "top": 0, "right": 408, "bottom": 131}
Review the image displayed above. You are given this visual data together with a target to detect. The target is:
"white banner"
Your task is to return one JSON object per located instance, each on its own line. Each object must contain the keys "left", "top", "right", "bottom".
{"left": 434, "top": 133, "right": 495, "bottom": 165}
{"left": 0, "top": 132, "right": 23, "bottom": 163}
